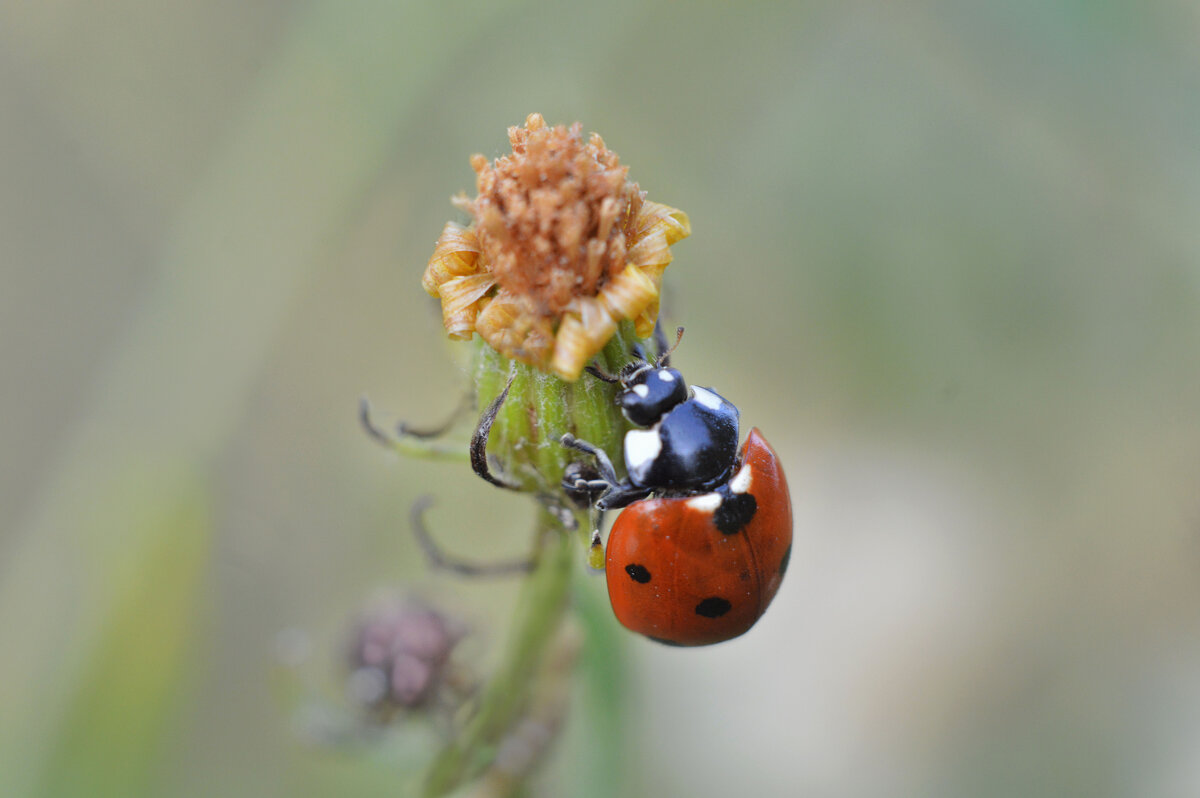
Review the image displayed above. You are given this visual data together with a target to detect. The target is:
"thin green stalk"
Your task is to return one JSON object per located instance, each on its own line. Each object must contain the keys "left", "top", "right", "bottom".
{"left": 422, "top": 505, "right": 580, "bottom": 797}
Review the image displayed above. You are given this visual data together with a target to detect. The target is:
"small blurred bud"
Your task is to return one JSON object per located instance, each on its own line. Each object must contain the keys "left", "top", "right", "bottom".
{"left": 348, "top": 599, "right": 464, "bottom": 710}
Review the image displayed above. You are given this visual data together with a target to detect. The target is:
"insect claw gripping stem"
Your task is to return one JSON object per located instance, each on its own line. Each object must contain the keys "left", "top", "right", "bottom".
{"left": 559, "top": 434, "right": 620, "bottom": 486}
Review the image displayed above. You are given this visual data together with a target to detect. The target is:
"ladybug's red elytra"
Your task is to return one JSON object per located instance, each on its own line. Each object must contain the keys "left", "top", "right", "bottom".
{"left": 562, "top": 331, "right": 793, "bottom": 646}
{"left": 604, "top": 429, "right": 791, "bottom": 645}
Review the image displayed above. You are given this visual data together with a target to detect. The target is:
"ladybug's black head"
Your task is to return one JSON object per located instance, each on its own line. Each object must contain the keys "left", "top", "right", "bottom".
{"left": 619, "top": 366, "right": 688, "bottom": 427}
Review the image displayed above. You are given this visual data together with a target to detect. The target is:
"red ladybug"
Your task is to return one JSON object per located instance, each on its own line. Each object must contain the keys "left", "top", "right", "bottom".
{"left": 603, "top": 428, "right": 792, "bottom": 645}
{"left": 562, "top": 337, "right": 793, "bottom": 646}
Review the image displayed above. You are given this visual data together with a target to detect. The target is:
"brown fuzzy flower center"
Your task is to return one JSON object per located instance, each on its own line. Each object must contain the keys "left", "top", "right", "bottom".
{"left": 468, "top": 115, "right": 645, "bottom": 319}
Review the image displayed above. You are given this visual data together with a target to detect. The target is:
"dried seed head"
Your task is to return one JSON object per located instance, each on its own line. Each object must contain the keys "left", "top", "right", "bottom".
{"left": 423, "top": 114, "right": 690, "bottom": 380}
{"left": 472, "top": 117, "right": 641, "bottom": 318}
{"left": 348, "top": 599, "right": 464, "bottom": 710}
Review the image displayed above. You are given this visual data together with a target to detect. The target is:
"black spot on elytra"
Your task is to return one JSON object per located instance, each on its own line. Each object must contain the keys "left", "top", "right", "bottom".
{"left": 695, "top": 597, "right": 732, "bottom": 618}
{"left": 625, "top": 563, "right": 651, "bottom": 583}
{"left": 647, "top": 635, "right": 687, "bottom": 647}
{"left": 778, "top": 543, "right": 792, "bottom": 577}
{"left": 713, "top": 491, "right": 757, "bottom": 535}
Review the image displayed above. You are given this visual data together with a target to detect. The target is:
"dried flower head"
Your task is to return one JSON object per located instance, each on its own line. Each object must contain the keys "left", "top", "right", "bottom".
{"left": 422, "top": 113, "right": 690, "bottom": 380}
{"left": 348, "top": 599, "right": 464, "bottom": 710}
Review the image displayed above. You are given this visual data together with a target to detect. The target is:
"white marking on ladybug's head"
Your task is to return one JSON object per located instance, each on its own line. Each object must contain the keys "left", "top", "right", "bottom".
{"left": 687, "top": 493, "right": 722, "bottom": 512}
{"left": 691, "top": 386, "right": 723, "bottom": 410}
{"left": 658, "top": 370, "right": 676, "bottom": 382}
{"left": 729, "top": 462, "right": 753, "bottom": 494}
{"left": 624, "top": 428, "right": 662, "bottom": 483}
{"left": 632, "top": 384, "right": 650, "bottom": 398}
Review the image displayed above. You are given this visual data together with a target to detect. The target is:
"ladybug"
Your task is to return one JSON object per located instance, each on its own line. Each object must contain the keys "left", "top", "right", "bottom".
{"left": 561, "top": 333, "right": 792, "bottom": 646}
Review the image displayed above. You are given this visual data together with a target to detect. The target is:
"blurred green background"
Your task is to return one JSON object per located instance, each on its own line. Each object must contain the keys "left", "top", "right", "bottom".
{"left": 3, "top": 0, "right": 1199, "bottom": 796}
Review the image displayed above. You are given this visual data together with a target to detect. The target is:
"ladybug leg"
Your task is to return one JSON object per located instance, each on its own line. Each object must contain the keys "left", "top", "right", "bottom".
{"left": 592, "top": 483, "right": 652, "bottom": 511}
{"left": 411, "top": 496, "right": 534, "bottom": 577}
{"left": 562, "top": 461, "right": 608, "bottom": 510}
{"left": 469, "top": 376, "right": 523, "bottom": 491}
{"left": 559, "top": 434, "right": 620, "bottom": 485}
{"left": 559, "top": 434, "right": 651, "bottom": 511}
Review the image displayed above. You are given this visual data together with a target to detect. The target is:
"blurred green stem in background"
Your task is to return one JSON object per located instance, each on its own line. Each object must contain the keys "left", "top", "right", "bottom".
{"left": 34, "top": 471, "right": 211, "bottom": 798}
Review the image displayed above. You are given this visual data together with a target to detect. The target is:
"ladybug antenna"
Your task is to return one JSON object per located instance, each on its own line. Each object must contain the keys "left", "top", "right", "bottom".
{"left": 651, "top": 322, "right": 670, "bottom": 363}
{"left": 655, "top": 326, "right": 685, "bottom": 368}
{"left": 585, "top": 327, "right": 680, "bottom": 385}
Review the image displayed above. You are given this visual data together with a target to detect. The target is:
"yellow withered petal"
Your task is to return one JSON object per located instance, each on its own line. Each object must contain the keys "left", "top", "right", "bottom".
{"left": 626, "top": 202, "right": 691, "bottom": 268}
{"left": 599, "top": 264, "right": 659, "bottom": 323}
{"left": 634, "top": 300, "right": 660, "bottom": 339}
{"left": 551, "top": 297, "right": 618, "bottom": 381}
{"left": 476, "top": 290, "right": 555, "bottom": 367}
{"left": 475, "top": 291, "right": 523, "bottom": 354}
{"left": 622, "top": 203, "right": 689, "bottom": 337}
{"left": 627, "top": 262, "right": 667, "bottom": 337}
{"left": 438, "top": 273, "right": 496, "bottom": 340}
{"left": 422, "top": 222, "right": 481, "bottom": 296}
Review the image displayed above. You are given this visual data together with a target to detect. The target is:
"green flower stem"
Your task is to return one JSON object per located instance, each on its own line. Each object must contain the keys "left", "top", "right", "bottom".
{"left": 472, "top": 326, "right": 638, "bottom": 507}
{"left": 423, "top": 325, "right": 647, "bottom": 794}
{"left": 422, "top": 505, "right": 581, "bottom": 797}
{"left": 570, "top": 327, "right": 632, "bottom": 463}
